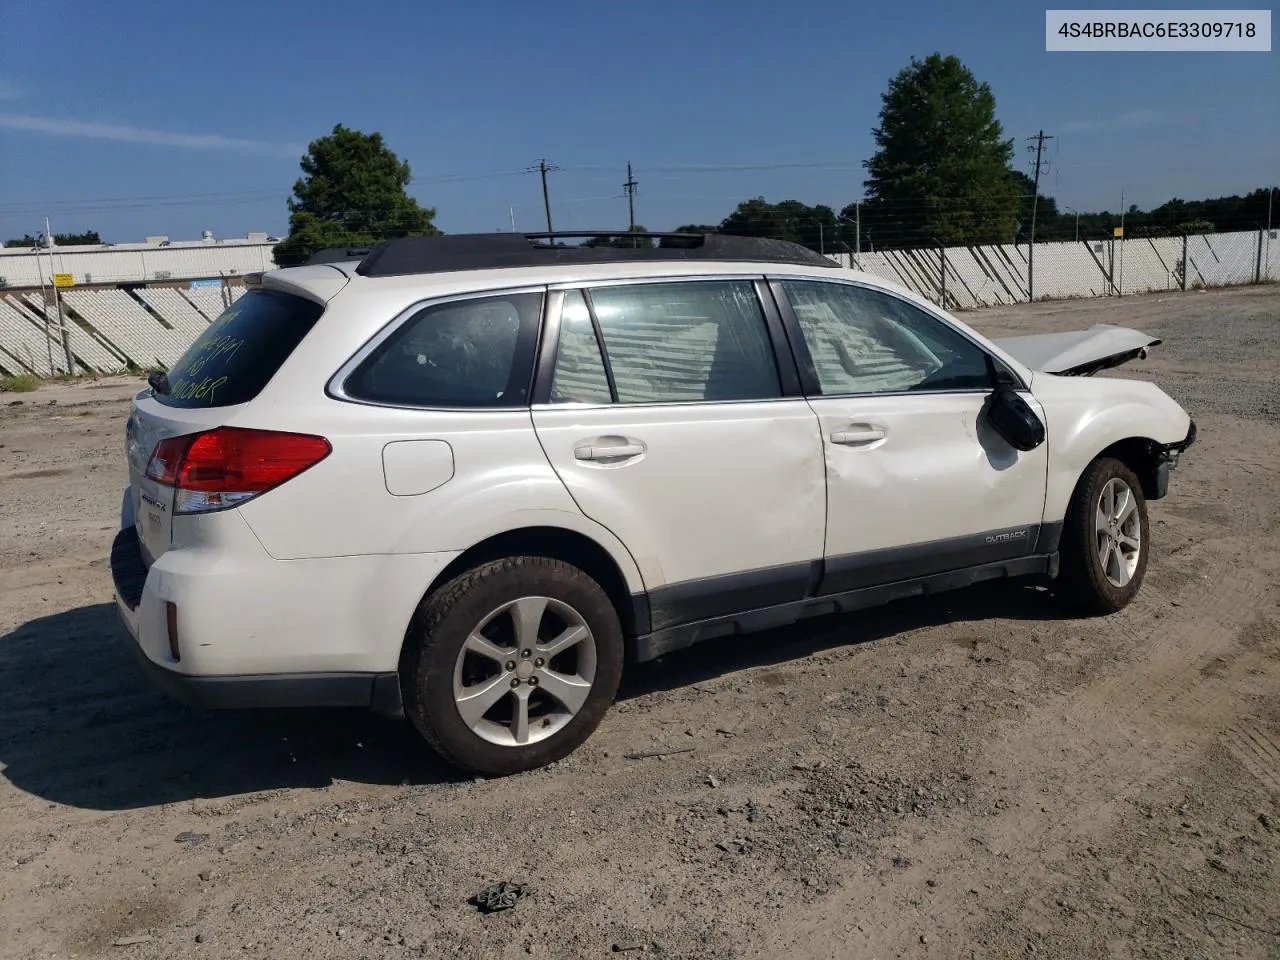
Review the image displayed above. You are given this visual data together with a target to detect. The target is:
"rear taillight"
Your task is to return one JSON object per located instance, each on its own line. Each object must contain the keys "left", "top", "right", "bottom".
{"left": 145, "top": 427, "right": 331, "bottom": 514}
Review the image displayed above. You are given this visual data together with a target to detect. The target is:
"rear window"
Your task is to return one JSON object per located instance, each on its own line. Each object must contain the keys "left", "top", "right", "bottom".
{"left": 342, "top": 291, "right": 543, "bottom": 408}
{"left": 158, "top": 290, "right": 324, "bottom": 408}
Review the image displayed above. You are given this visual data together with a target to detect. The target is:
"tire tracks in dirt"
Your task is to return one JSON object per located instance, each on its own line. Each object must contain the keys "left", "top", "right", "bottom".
{"left": 1224, "top": 720, "right": 1280, "bottom": 794}
{"left": 751, "top": 536, "right": 1280, "bottom": 959}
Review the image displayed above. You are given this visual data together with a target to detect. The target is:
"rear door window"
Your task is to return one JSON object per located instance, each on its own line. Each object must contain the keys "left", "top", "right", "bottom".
{"left": 548, "top": 290, "right": 613, "bottom": 404}
{"left": 549, "top": 280, "right": 781, "bottom": 405}
{"left": 159, "top": 289, "right": 324, "bottom": 408}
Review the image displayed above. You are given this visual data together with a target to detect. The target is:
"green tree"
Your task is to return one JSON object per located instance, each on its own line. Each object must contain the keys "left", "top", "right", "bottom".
{"left": 582, "top": 225, "right": 654, "bottom": 248}
{"left": 55, "top": 230, "right": 103, "bottom": 246}
{"left": 673, "top": 224, "right": 719, "bottom": 235}
{"left": 1009, "top": 171, "right": 1061, "bottom": 243}
{"left": 718, "top": 198, "right": 840, "bottom": 253}
{"left": 5, "top": 230, "right": 102, "bottom": 248}
{"left": 272, "top": 124, "right": 439, "bottom": 266}
{"left": 861, "top": 53, "right": 1020, "bottom": 247}
{"left": 1146, "top": 187, "right": 1274, "bottom": 233}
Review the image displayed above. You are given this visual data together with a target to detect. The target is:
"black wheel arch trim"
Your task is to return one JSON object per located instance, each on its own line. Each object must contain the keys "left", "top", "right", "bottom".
{"left": 1089, "top": 420, "right": 1197, "bottom": 502}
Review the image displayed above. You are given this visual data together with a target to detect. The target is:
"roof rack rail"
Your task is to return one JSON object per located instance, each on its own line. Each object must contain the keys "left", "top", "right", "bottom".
{"left": 351, "top": 231, "right": 837, "bottom": 278}
{"left": 304, "top": 246, "right": 373, "bottom": 265}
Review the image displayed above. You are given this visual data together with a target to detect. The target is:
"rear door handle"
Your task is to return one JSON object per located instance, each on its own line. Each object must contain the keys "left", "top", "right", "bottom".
{"left": 830, "top": 426, "right": 886, "bottom": 446}
{"left": 574, "top": 441, "right": 646, "bottom": 461}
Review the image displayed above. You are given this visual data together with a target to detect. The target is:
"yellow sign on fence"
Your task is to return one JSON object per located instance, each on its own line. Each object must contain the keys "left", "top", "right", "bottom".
{"left": 1112, "top": 227, "right": 1124, "bottom": 238}
{"left": 53, "top": 273, "right": 75, "bottom": 288}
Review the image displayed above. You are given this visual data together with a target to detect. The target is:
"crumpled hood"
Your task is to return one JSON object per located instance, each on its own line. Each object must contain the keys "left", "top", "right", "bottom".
{"left": 993, "top": 323, "right": 1162, "bottom": 376}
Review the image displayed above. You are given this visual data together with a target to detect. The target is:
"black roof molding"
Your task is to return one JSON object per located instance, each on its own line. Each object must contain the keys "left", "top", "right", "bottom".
{"left": 304, "top": 246, "right": 373, "bottom": 265}
{"left": 350, "top": 232, "right": 838, "bottom": 278}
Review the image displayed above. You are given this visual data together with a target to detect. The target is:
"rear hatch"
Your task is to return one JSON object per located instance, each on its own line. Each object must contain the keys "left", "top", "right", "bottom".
{"left": 126, "top": 287, "right": 326, "bottom": 566}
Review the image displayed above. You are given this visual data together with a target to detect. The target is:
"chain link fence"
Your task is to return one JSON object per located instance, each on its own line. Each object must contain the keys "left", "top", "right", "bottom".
{"left": 1, "top": 229, "right": 1277, "bottom": 378}
{"left": 830, "top": 228, "right": 1276, "bottom": 310}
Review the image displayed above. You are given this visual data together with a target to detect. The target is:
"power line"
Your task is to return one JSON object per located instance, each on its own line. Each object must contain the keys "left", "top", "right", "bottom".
{"left": 633, "top": 160, "right": 864, "bottom": 174}
{"left": 410, "top": 169, "right": 529, "bottom": 185}
{"left": 2, "top": 151, "right": 1270, "bottom": 219}
{"left": 0, "top": 160, "right": 879, "bottom": 217}
{"left": 0, "top": 170, "right": 532, "bottom": 216}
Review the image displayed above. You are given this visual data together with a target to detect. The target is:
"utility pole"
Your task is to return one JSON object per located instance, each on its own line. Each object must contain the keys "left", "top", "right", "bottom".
{"left": 1268, "top": 188, "right": 1275, "bottom": 282}
{"left": 529, "top": 159, "right": 559, "bottom": 235}
{"left": 33, "top": 232, "right": 54, "bottom": 375}
{"left": 624, "top": 162, "right": 638, "bottom": 233}
{"left": 838, "top": 206, "right": 864, "bottom": 267}
{"left": 45, "top": 217, "right": 74, "bottom": 372}
{"left": 540, "top": 160, "right": 553, "bottom": 235}
{"left": 1119, "top": 188, "right": 1126, "bottom": 296}
{"left": 1026, "top": 129, "right": 1054, "bottom": 302}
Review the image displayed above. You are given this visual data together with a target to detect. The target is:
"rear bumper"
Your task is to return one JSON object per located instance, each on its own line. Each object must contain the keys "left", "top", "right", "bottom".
{"left": 109, "top": 523, "right": 419, "bottom": 715}
{"left": 114, "top": 614, "right": 403, "bottom": 714}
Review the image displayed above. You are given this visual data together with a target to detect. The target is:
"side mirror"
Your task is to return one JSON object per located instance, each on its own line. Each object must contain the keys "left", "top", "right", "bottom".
{"left": 986, "top": 383, "right": 1045, "bottom": 451}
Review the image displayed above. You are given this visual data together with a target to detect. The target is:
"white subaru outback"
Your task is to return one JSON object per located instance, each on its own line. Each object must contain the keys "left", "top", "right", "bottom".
{"left": 111, "top": 232, "right": 1196, "bottom": 776}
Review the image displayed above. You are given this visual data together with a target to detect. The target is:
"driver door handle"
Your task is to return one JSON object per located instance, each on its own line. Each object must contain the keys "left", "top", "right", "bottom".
{"left": 574, "top": 441, "right": 646, "bottom": 461}
{"left": 830, "top": 425, "right": 886, "bottom": 446}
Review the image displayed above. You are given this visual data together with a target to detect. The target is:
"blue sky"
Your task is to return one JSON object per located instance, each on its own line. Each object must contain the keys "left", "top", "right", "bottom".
{"left": 0, "top": 0, "right": 1276, "bottom": 243}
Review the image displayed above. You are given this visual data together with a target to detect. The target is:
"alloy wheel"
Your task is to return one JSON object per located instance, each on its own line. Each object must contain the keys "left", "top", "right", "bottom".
{"left": 452, "top": 596, "right": 597, "bottom": 747}
{"left": 1095, "top": 477, "right": 1142, "bottom": 588}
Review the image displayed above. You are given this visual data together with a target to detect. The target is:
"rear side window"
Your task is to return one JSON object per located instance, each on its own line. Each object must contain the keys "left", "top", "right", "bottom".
{"left": 159, "top": 290, "right": 324, "bottom": 408}
{"left": 344, "top": 292, "right": 543, "bottom": 408}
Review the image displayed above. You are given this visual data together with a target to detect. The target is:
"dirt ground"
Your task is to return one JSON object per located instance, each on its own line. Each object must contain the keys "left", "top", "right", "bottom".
{"left": 1, "top": 285, "right": 1278, "bottom": 960}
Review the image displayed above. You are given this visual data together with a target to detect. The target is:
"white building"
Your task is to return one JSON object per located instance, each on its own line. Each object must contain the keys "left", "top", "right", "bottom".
{"left": 0, "top": 232, "right": 279, "bottom": 289}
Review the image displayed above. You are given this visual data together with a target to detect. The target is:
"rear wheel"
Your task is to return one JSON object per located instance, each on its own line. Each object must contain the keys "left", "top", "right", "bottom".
{"left": 1058, "top": 457, "right": 1149, "bottom": 614}
{"left": 401, "top": 556, "right": 623, "bottom": 776}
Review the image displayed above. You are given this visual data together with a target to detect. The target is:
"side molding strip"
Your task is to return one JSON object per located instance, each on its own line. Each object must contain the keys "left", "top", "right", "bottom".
{"left": 632, "top": 553, "right": 1055, "bottom": 662}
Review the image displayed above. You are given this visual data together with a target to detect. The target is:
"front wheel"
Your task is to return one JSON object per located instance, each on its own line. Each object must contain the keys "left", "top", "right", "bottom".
{"left": 401, "top": 556, "right": 624, "bottom": 777}
{"left": 1058, "top": 457, "right": 1149, "bottom": 614}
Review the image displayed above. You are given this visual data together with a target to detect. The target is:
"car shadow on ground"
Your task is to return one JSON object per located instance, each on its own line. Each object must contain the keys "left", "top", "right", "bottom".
{"left": 0, "top": 603, "right": 457, "bottom": 812}
{"left": 0, "top": 585, "right": 1077, "bottom": 812}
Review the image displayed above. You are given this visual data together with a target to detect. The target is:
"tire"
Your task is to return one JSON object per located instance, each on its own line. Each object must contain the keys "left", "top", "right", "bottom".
{"left": 1058, "top": 456, "right": 1150, "bottom": 614}
{"left": 401, "top": 556, "right": 624, "bottom": 777}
